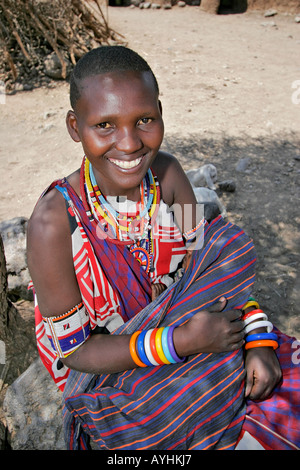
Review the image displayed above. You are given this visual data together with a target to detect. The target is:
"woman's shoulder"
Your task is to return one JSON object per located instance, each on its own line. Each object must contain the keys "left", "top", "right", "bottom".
{"left": 152, "top": 151, "right": 184, "bottom": 205}
{"left": 152, "top": 151, "right": 194, "bottom": 207}
{"left": 27, "top": 183, "right": 70, "bottom": 256}
{"left": 28, "top": 169, "right": 80, "bottom": 236}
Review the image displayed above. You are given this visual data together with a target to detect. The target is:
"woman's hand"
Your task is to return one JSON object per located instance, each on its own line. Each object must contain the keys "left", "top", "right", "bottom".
{"left": 151, "top": 283, "right": 167, "bottom": 301}
{"left": 173, "top": 297, "right": 245, "bottom": 356}
{"left": 244, "top": 347, "right": 282, "bottom": 401}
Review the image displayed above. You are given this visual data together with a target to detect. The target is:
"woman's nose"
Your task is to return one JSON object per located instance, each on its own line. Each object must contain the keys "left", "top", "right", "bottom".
{"left": 115, "top": 128, "right": 143, "bottom": 154}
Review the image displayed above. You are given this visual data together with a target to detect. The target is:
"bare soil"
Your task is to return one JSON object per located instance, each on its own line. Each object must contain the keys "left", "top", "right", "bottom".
{"left": 0, "top": 6, "right": 299, "bottom": 393}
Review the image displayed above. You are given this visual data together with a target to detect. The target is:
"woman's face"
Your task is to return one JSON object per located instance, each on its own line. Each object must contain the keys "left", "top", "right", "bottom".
{"left": 66, "top": 70, "right": 164, "bottom": 200}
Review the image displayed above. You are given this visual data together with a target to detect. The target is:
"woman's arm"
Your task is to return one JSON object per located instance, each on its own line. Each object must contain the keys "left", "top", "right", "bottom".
{"left": 27, "top": 173, "right": 244, "bottom": 376}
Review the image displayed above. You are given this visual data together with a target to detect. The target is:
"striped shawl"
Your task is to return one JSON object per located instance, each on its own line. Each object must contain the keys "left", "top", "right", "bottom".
{"left": 62, "top": 216, "right": 256, "bottom": 450}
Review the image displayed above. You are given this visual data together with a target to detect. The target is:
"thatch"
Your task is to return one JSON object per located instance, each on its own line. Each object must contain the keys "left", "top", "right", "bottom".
{"left": 0, "top": 0, "right": 125, "bottom": 92}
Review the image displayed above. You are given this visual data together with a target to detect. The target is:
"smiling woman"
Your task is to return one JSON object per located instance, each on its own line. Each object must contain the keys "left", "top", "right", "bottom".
{"left": 26, "top": 45, "right": 299, "bottom": 451}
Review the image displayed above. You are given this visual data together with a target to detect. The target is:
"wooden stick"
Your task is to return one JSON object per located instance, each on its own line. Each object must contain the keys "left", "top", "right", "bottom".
{"left": 24, "top": 2, "right": 67, "bottom": 78}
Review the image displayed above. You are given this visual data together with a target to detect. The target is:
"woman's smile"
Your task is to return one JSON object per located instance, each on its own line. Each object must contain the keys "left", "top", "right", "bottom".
{"left": 108, "top": 155, "right": 144, "bottom": 170}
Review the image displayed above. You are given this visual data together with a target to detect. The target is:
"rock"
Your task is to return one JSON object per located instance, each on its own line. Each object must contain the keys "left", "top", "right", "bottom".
{"left": 151, "top": 2, "right": 161, "bottom": 8}
{"left": 3, "top": 358, "right": 65, "bottom": 450}
{"left": 186, "top": 164, "right": 218, "bottom": 190}
{"left": 199, "top": 0, "right": 219, "bottom": 14}
{"left": 44, "top": 52, "right": 71, "bottom": 80}
{"left": 0, "top": 217, "right": 32, "bottom": 301}
{"left": 193, "top": 187, "right": 227, "bottom": 219}
{"left": 218, "top": 179, "right": 236, "bottom": 192}
{"left": 163, "top": 3, "right": 172, "bottom": 8}
{"left": 264, "top": 9, "right": 277, "bottom": 17}
{"left": 139, "top": 1, "right": 151, "bottom": 7}
{"left": 261, "top": 21, "right": 277, "bottom": 27}
{"left": 295, "top": 16, "right": 300, "bottom": 23}
{"left": 178, "top": 1, "right": 186, "bottom": 6}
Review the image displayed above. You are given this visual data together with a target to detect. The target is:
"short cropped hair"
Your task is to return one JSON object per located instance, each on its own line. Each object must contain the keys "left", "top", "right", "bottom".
{"left": 69, "top": 46, "right": 159, "bottom": 109}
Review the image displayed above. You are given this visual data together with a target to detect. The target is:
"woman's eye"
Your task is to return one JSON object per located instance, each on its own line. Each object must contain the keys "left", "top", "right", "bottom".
{"left": 96, "top": 122, "right": 111, "bottom": 129}
{"left": 137, "top": 117, "right": 153, "bottom": 126}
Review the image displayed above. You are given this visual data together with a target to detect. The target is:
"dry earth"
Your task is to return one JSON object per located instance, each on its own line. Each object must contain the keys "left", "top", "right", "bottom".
{"left": 0, "top": 6, "right": 300, "bottom": 388}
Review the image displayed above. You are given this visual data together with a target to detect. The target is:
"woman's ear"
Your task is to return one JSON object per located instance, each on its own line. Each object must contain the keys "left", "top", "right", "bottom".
{"left": 66, "top": 110, "right": 81, "bottom": 143}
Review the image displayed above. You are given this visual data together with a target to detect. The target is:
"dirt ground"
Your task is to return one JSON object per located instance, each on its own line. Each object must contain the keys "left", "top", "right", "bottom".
{"left": 0, "top": 6, "right": 300, "bottom": 391}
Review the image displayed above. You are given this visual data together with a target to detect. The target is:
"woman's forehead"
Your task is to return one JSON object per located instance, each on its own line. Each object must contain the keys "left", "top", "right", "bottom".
{"left": 80, "top": 70, "right": 157, "bottom": 102}
{"left": 76, "top": 70, "right": 159, "bottom": 117}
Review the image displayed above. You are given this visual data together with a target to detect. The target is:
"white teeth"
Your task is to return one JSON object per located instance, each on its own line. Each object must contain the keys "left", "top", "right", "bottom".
{"left": 110, "top": 156, "right": 142, "bottom": 169}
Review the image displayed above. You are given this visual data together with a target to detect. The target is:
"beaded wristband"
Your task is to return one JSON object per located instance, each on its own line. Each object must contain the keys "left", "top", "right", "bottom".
{"left": 144, "top": 329, "right": 160, "bottom": 366}
{"left": 155, "top": 327, "right": 171, "bottom": 364}
{"left": 161, "top": 327, "right": 177, "bottom": 364}
{"left": 137, "top": 330, "right": 154, "bottom": 367}
{"left": 242, "top": 308, "right": 265, "bottom": 321}
{"left": 244, "top": 320, "right": 273, "bottom": 335}
{"left": 245, "top": 340, "right": 278, "bottom": 350}
{"left": 245, "top": 332, "right": 278, "bottom": 343}
{"left": 243, "top": 312, "right": 267, "bottom": 327}
{"left": 129, "top": 331, "right": 147, "bottom": 367}
{"left": 242, "top": 300, "right": 260, "bottom": 312}
{"left": 167, "top": 326, "right": 186, "bottom": 363}
{"left": 149, "top": 329, "right": 165, "bottom": 365}
{"left": 183, "top": 218, "right": 204, "bottom": 241}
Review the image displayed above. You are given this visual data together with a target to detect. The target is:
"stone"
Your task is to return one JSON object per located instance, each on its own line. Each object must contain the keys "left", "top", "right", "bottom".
{"left": 193, "top": 187, "right": 227, "bottom": 219}
{"left": 44, "top": 52, "right": 71, "bottom": 80}
{"left": 264, "top": 9, "right": 277, "bottom": 17}
{"left": 3, "top": 358, "right": 65, "bottom": 450}
{"left": 0, "top": 217, "right": 32, "bottom": 301}
{"left": 218, "top": 179, "right": 236, "bottom": 192}
{"left": 235, "top": 157, "right": 251, "bottom": 173}
{"left": 295, "top": 16, "right": 300, "bottom": 23}
{"left": 186, "top": 164, "right": 218, "bottom": 190}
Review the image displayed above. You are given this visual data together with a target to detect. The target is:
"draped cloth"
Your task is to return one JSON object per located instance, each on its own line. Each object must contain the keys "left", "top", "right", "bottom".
{"left": 37, "top": 179, "right": 300, "bottom": 450}
{"left": 62, "top": 215, "right": 257, "bottom": 450}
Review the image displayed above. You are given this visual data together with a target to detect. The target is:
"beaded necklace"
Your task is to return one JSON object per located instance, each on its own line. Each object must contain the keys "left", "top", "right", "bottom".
{"left": 79, "top": 156, "right": 160, "bottom": 273}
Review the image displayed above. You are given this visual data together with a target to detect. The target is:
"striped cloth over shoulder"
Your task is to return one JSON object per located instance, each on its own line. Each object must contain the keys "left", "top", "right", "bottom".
{"left": 63, "top": 216, "right": 256, "bottom": 450}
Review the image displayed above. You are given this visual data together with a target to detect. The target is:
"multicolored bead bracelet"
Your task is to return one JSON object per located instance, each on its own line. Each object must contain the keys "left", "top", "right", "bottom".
{"left": 242, "top": 297, "right": 276, "bottom": 346}
{"left": 129, "top": 327, "right": 186, "bottom": 368}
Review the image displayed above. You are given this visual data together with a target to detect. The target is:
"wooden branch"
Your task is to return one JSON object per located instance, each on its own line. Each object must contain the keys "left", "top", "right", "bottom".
{"left": 1, "top": 5, "right": 31, "bottom": 61}
{"left": 24, "top": 2, "right": 67, "bottom": 78}
{"left": 0, "top": 0, "right": 126, "bottom": 87}
{"left": 0, "top": 36, "right": 18, "bottom": 79}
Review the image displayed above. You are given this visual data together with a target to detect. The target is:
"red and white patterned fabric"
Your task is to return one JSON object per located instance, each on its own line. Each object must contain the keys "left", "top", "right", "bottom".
{"left": 34, "top": 183, "right": 187, "bottom": 391}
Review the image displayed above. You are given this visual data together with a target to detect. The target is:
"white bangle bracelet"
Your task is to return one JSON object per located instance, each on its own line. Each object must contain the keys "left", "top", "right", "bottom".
{"left": 244, "top": 320, "right": 273, "bottom": 335}
{"left": 144, "top": 329, "right": 160, "bottom": 366}
{"left": 243, "top": 312, "right": 268, "bottom": 327}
